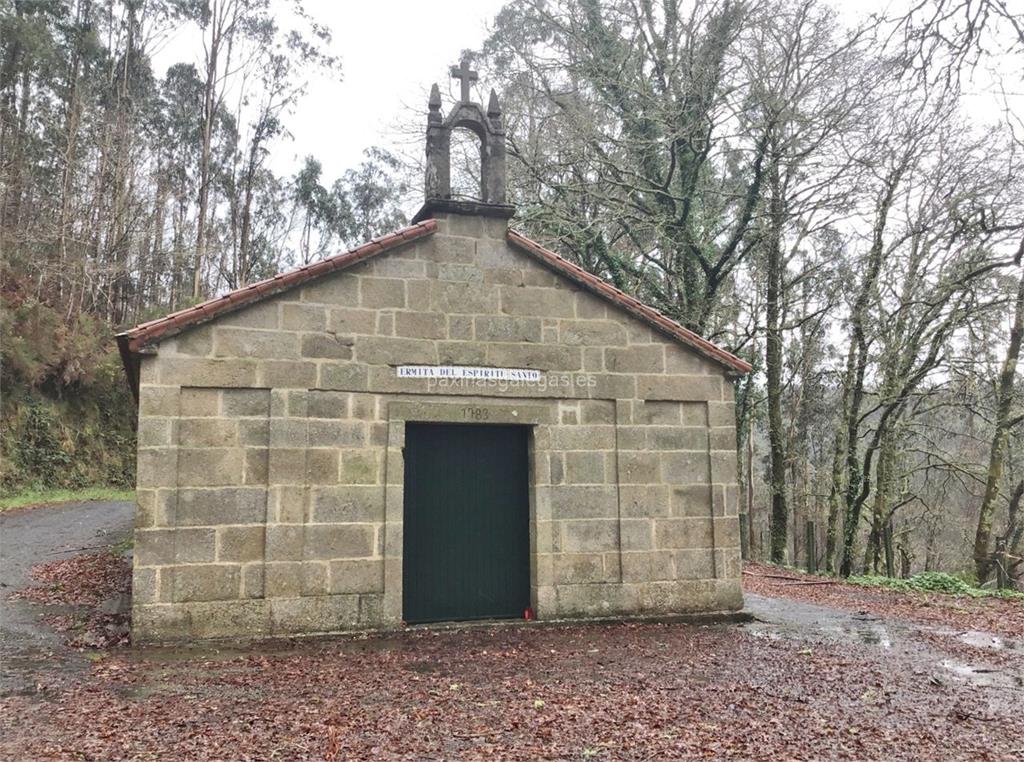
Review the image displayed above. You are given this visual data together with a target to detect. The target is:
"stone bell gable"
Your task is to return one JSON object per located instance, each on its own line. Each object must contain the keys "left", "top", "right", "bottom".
{"left": 117, "top": 61, "right": 750, "bottom": 643}
{"left": 421, "top": 58, "right": 509, "bottom": 209}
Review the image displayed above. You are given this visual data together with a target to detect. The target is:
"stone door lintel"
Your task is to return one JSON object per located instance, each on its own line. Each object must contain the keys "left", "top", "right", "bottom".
{"left": 387, "top": 400, "right": 554, "bottom": 427}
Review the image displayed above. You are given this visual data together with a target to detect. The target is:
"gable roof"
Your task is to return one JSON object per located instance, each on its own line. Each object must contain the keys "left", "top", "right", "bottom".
{"left": 506, "top": 231, "right": 751, "bottom": 374}
{"left": 117, "top": 218, "right": 750, "bottom": 396}
{"left": 116, "top": 220, "right": 438, "bottom": 396}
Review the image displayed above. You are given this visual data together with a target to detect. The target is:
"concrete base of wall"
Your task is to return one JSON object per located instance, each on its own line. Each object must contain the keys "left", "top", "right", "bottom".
{"left": 131, "top": 580, "right": 744, "bottom": 644}
{"left": 131, "top": 592, "right": 748, "bottom": 646}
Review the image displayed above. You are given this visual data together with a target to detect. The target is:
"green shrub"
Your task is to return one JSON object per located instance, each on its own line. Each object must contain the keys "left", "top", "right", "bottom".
{"left": 16, "top": 400, "right": 72, "bottom": 477}
{"left": 0, "top": 296, "right": 111, "bottom": 390}
{"left": 1, "top": 383, "right": 136, "bottom": 491}
{"left": 848, "top": 571, "right": 1022, "bottom": 599}
{"left": 1, "top": 292, "right": 136, "bottom": 493}
{"left": 908, "top": 572, "right": 973, "bottom": 595}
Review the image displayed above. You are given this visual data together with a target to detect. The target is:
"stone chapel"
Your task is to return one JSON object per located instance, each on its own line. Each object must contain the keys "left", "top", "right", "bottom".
{"left": 117, "top": 61, "right": 751, "bottom": 642}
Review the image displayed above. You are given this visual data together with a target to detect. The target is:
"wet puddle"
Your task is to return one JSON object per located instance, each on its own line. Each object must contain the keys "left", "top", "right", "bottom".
{"left": 744, "top": 594, "right": 899, "bottom": 649}
{"left": 940, "top": 660, "right": 1024, "bottom": 690}
{"left": 744, "top": 593, "right": 1024, "bottom": 694}
{"left": 957, "top": 630, "right": 1021, "bottom": 652}
{"left": 850, "top": 625, "right": 892, "bottom": 649}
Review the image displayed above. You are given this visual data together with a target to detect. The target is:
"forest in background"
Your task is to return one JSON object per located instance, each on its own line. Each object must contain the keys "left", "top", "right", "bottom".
{"left": 0, "top": 0, "right": 408, "bottom": 491}
{"left": 1, "top": 0, "right": 1022, "bottom": 586}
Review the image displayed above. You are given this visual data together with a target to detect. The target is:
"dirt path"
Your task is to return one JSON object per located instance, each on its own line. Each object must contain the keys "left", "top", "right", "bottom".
{"left": 0, "top": 500, "right": 133, "bottom": 695}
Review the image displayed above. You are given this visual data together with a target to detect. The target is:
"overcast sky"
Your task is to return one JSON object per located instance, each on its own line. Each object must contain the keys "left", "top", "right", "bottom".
{"left": 155, "top": 0, "right": 508, "bottom": 181}
{"left": 277, "top": 0, "right": 513, "bottom": 176}
{"left": 152, "top": 0, "right": 1020, "bottom": 187}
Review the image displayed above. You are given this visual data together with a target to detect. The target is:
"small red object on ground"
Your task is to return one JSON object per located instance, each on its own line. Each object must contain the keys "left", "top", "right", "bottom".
{"left": 524, "top": 607, "right": 535, "bottom": 620}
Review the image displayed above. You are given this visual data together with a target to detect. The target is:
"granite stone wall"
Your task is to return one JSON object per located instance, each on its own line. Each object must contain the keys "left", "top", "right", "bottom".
{"left": 131, "top": 214, "right": 742, "bottom": 642}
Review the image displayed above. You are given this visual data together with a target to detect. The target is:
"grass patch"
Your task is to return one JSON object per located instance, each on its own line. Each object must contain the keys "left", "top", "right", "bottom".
{"left": 0, "top": 486, "right": 134, "bottom": 512}
{"left": 848, "top": 571, "right": 1024, "bottom": 600}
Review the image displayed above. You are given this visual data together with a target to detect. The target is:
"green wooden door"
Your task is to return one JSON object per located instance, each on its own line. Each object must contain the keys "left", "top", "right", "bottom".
{"left": 402, "top": 423, "right": 530, "bottom": 624}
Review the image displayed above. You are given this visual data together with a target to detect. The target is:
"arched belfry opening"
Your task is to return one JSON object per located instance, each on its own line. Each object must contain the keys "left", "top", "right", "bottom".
{"left": 412, "top": 58, "right": 514, "bottom": 223}
{"left": 449, "top": 126, "right": 483, "bottom": 199}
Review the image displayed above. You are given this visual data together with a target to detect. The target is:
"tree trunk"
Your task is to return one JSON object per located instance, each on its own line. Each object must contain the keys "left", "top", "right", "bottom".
{"left": 824, "top": 337, "right": 857, "bottom": 573}
{"left": 746, "top": 423, "right": 755, "bottom": 559}
{"left": 194, "top": 0, "right": 237, "bottom": 299}
{"left": 765, "top": 163, "right": 789, "bottom": 564}
{"left": 0, "top": 0, "right": 27, "bottom": 250}
{"left": 836, "top": 164, "right": 906, "bottom": 576}
{"left": 193, "top": 55, "right": 216, "bottom": 299}
{"left": 974, "top": 261, "right": 1024, "bottom": 582}
{"left": 866, "top": 431, "right": 896, "bottom": 575}
{"left": 236, "top": 131, "right": 261, "bottom": 287}
{"left": 56, "top": 0, "right": 89, "bottom": 301}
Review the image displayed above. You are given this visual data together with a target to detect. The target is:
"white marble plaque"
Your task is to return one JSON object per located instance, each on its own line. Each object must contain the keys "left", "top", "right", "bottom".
{"left": 396, "top": 365, "right": 542, "bottom": 381}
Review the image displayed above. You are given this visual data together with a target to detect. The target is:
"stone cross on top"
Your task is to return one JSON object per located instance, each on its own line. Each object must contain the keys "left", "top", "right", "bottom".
{"left": 450, "top": 58, "right": 478, "bottom": 102}
{"left": 414, "top": 54, "right": 511, "bottom": 217}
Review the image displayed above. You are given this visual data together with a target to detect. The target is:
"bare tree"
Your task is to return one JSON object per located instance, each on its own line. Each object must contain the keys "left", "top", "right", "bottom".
{"left": 481, "top": 0, "right": 771, "bottom": 339}
{"left": 974, "top": 253, "right": 1024, "bottom": 581}
{"left": 740, "top": 0, "right": 869, "bottom": 562}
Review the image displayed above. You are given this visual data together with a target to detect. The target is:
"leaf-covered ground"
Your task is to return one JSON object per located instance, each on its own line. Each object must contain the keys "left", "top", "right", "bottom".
{"left": 2, "top": 618, "right": 1023, "bottom": 760}
{"left": 12, "top": 551, "right": 131, "bottom": 608}
{"left": 744, "top": 562, "right": 1024, "bottom": 639}
{"left": 10, "top": 551, "right": 131, "bottom": 649}
{"left": 1, "top": 554, "right": 1022, "bottom": 760}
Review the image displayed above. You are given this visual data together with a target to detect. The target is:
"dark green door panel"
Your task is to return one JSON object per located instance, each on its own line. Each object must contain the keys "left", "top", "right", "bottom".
{"left": 402, "top": 423, "right": 530, "bottom": 624}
